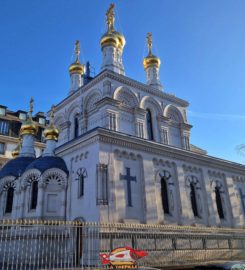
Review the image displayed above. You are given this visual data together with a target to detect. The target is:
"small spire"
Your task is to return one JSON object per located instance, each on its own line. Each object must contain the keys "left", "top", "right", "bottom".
{"left": 50, "top": 105, "right": 55, "bottom": 124}
{"left": 106, "top": 3, "right": 115, "bottom": 32}
{"left": 75, "top": 40, "right": 80, "bottom": 63}
{"left": 29, "top": 97, "right": 34, "bottom": 118}
{"left": 147, "top": 32, "right": 153, "bottom": 56}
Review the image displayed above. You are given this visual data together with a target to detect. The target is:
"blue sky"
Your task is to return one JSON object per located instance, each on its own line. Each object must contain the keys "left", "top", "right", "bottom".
{"left": 0, "top": 0, "right": 245, "bottom": 163}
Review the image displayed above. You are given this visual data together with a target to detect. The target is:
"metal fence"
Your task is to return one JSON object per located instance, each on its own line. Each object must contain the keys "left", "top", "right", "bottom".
{"left": 0, "top": 219, "right": 245, "bottom": 269}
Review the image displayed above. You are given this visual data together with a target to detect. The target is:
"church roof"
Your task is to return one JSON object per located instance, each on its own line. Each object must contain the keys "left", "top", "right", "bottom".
{"left": 25, "top": 156, "right": 69, "bottom": 175}
{"left": 0, "top": 156, "right": 35, "bottom": 179}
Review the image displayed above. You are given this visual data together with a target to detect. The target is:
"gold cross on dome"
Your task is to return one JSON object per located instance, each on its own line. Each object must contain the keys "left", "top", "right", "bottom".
{"left": 147, "top": 32, "right": 153, "bottom": 55}
{"left": 75, "top": 40, "right": 80, "bottom": 62}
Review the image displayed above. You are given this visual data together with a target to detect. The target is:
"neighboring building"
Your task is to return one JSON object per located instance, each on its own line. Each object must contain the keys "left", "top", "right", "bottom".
{"left": 0, "top": 4, "right": 245, "bottom": 230}
{"left": 0, "top": 104, "right": 46, "bottom": 168}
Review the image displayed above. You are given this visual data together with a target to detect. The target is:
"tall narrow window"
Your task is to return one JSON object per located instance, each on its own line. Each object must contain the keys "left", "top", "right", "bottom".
{"left": 108, "top": 112, "right": 116, "bottom": 131}
{"left": 96, "top": 164, "right": 108, "bottom": 205}
{"left": 146, "top": 109, "right": 154, "bottom": 140}
{"left": 5, "top": 187, "right": 14, "bottom": 214}
{"left": 74, "top": 115, "right": 79, "bottom": 138}
{"left": 190, "top": 183, "right": 198, "bottom": 217}
{"left": 76, "top": 167, "right": 88, "bottom": 198}
{"left": 30, "top": 180, "right": 38, "bottom": 210}
{"left": 79, "top": 174, "right": 84, "bottom": 197}
{"left": 161, "top": 177, "right": 170, "bottom": 214}
{"left": 215, "top": 186, "right": 224, "bottom": 219}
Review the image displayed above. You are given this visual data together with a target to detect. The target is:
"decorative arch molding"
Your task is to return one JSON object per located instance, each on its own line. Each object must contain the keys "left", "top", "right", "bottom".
{"left": 140, "top": 96, "right": 163, "bottom": 115}
{"left": 0, "top": 178, "right": 16, "bottom": 194}
{"left": 67, "top": 102, "right": 81, "bottom": 122}
{"left": 113, "top": 149, "right": 139, "bottom": 160}
{"left": 183, "top": 164, "right": 202, "bottom": 174}
{"left": 41, "top": 168, "right": 68, "bottom": 190}
{"left": 210, "top": 179, "right": 225, "bottom": 192}
{"left": 185, "top": 175, "right": 201, "bottom": 189}
{"left": 113, "top": 86, "right": 139, "bottom": 108}
{"left": 155, "top": 169, "right": 175, "bottom": 184}
{"left": 84, "top": 89, "right": 102, "bottom": 113}
{"left": 74, "top": 216, "right": 86, "bottom": 222}
{"left": 21, "top": 169, "right": 41, "bottom": 189}
{"left": 152, "top": 158, "right": 175, "bottom": 168}
{"left": 163, "top": 104, "right": 184, "bottom": 123}
{"left": 54, "top": 113, "right": 66, "bottom": 128}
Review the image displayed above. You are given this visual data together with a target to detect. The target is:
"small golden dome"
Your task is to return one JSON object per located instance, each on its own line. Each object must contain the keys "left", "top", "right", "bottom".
{"left": 143, "top": 32, "right": 161, "bottom": 70}
{"left": 69, "top": 40, "right": 84, "bottom": 75}
{"left": 100, "top": 32, "right": 119, "bottom": 48}
{"left": 20, "top": 118, "right": 38, "bottom": 136}
{"left": 69, "top": 61, "right": 84, "bottom": 75}
{"left": 20, "top": 98, "right": 38, "bottom": 137}
{"left": 143, "top": 54, "right": 161, "bottom": 70}
{"left": 114, "top": 31, "right": 125, "bottom": 49}
{"left": 12, "top": 144, "right": 21, "bottom": 159}
{"left": 43, "top": 125, "right": 59, "bottom": 141}
{"left": 43, "top": 105, "right": 59, "bottom": 141}
{"left": 100, "top": 4, "right": 125, "bottom": 50}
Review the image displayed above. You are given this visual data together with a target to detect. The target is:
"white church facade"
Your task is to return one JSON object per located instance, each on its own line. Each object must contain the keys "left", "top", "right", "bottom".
{"left": 0, "top": 4, "right": 245, "bottom": 229}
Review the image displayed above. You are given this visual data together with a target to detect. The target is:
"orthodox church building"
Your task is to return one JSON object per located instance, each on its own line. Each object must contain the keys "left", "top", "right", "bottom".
{"left": 1, "top": 4, "right": 245, "bottom": 228}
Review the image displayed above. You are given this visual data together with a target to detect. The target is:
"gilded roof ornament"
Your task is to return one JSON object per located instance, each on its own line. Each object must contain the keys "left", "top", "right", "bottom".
{"left": 75, "top": 40, "right": 80, "bottom": 63}
{"left": 147, "top": 32, "right": 153, "bottom": 55}
{"left": 106, "top": 3, "right": 115, "bottom": 32}
{"left": 29, "top": 97, "right": 34, "bottom": 118}
{"left": 143, "top": 33, "right": 161, "bottom": 70}
{"left": 69, "top": 40, "right": 84, "bottom": 75}
{"left": 43, "top": 105, "right": 59, "bottom": 141}
{"left": 20, "top": 98, "right": 38, "bottom": 136}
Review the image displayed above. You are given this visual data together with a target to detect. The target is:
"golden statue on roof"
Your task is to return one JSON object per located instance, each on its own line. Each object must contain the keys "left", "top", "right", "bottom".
{"left": 106, "top": 3, "right": 115, "bottom": 32}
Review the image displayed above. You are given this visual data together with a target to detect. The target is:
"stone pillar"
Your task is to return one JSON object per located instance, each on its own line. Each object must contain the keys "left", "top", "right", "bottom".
{"left": 175, "top": 162, "right": 193, "bottom": 225}
{"left": 37, "top": 183, "right": 45, "bottom": 219}
{"left": 19, "top": 186, "right": 26, "bottom": 218}
{"left": 202, "top": 169, "right": 217, "bottom": 226}
{"left": 225, "top": 174, "right": 240, "bottom": 227}
{"left": 60, "top": 188, "right": 66, "bottom": 219}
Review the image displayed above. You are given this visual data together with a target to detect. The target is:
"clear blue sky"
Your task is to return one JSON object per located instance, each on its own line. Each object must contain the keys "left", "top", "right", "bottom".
{"left": 0, "top": 0, "right": 245, "bottom": 163}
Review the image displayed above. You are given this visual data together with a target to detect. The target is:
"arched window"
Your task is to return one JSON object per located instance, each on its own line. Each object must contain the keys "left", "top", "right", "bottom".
{"left": 146, "top": 109, "right": 154, "bottom": 140}
{"left": 215, "top": 186, "right": 224, "bottom": 219}
{"left": 74, "top": 115, "right": 79, "bottom": 138}
{"left": 161, "top": 177, "right": 170, "bottom": 214}
{"left": 190, "top": 183, "right": 198, "bottom": 217}
{"left": 30, "top": 180, "right": 38, "bottom": 210}
{"left": 5, "top": 187, "right": 14, "bottom": 214}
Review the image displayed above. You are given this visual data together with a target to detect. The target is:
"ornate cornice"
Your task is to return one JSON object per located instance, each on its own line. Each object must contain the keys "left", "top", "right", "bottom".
{"left": 55, "top": 69, "right": 189, "bottom": 112}
{"left": 56, "top": 128, "right": 245, "bottom": 175}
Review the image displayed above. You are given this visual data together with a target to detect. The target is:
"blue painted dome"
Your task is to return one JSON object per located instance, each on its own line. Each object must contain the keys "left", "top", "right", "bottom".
{"left": 25, "top": 156, "right": 69, "bottom": 175}
{"left": 0, "top": 157, "right": 35, "bottom": 179}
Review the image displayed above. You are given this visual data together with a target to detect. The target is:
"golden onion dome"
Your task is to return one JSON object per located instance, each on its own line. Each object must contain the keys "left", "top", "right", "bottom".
{"left": 69, "top": 40, "right": 84, "bottom": 76}
{"left": 143, "top": 32, "right": 161, "bottom": 70}
{"left": 20, "top": 98, "right": 38, "bottom": 137}
{"left": 43, "top": 124, "right": 59, "bottom": 141}
{"left": 43, "top": 105, "right": 59, "bottom": 141}
{"left": 12, "top": 144, "right": 21, "bottom": 159}
{"left": 143, "top": 54, "right": 161, "bottom": 70}
{"left": 69, "top": 60, "right": 84, "bottom": 75}
{"left": 20, "top": 117, "right": 38, "bottom": 136}
{"left": 100, "top": 32, "right": 119, "bottom": 49}
{"left": 113, "top": 31, "right": 125, "bottom": 49}
{"left": 100, "top": 4, "right": 125, "bottom": 49}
